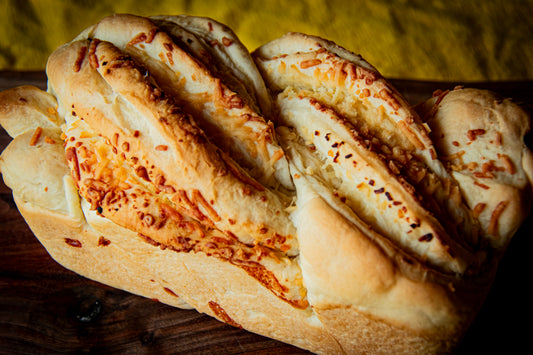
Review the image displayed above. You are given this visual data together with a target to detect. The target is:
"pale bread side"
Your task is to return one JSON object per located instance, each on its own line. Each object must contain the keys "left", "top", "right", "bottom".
{"left": 291, "top": 177, "right": 477, "bottom": 354}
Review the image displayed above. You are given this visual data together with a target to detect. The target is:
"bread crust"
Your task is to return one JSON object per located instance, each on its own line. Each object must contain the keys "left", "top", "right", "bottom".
{"left": 253, "top": 32, "right": 482, "bottom": 253}
{"left": 149, "top": 14, "right": 273, "bottom": 118}
{"left": 0, "top": 85, "right": 62, "bottom": 137}
{"left": 46, "top": 38, "right": 298, "bottom": 256}
{"left": 276, "top": 92, "right": 478, "bottom": 275}
{"left": 415, "top": 87, "right": 533, "bottom": 248}
{"left": 79, "top": 14, "right": 291, "bottom": 190}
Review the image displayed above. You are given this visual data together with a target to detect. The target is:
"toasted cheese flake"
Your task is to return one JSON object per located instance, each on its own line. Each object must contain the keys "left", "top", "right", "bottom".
{"left": 300, "top": 58, "right": 322, "bottom": 69}
{"left": 29, "top": 127, "right": 43, "bottom": 146}
{"left": 487, "top": 200, "right": 509, "bottom": 236}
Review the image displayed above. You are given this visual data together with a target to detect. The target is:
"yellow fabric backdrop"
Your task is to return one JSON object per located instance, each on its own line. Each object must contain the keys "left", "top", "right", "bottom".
{"left": 1, "top": 0, "right": 532, "bottom": 81}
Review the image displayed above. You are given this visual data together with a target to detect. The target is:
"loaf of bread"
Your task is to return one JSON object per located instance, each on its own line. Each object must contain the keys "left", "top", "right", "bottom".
{"left": 1, "top": 14, "right": 531, "bottom": 354}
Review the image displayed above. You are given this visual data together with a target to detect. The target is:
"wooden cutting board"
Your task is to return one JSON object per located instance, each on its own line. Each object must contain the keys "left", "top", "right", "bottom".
{"left": 1, "top": 71, "right": 532, "bottom": 354}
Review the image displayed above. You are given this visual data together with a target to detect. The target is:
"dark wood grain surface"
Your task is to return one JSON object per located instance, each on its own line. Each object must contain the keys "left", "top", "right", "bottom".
{"left": 1, "top": 71, "right": 532, "bottom": 354}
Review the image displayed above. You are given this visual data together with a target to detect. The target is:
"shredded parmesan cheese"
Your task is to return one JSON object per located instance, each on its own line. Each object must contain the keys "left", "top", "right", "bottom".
{"left": 29, "top": 127, "right": 43, "bottom": 146}
{"left": 487, "top": 201, "right": 509, "bottom": 236}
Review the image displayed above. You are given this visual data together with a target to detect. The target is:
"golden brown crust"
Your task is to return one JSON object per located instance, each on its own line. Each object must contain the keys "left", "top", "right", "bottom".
{"left": 47, "top": 38, "right": 298, "bottom": 255}
{"left": 79, "top": 13, "right": 291, "bottom": 190}
{"left": 63, "top": 117, "right": 308, "bottom": 308}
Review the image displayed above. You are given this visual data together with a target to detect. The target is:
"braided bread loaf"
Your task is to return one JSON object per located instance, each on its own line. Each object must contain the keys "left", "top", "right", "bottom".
{"left": 1, "top": 14, "right": 531, "bottom": 354}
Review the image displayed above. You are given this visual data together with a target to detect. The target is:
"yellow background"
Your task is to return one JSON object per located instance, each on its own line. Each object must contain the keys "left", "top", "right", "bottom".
{"left": 1, "top": 0, "right": 532, "bottom": 81}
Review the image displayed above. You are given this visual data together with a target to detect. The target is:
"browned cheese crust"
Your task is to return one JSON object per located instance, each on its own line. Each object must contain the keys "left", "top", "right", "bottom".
{"left": 47, "top": 37, "right": 297, "bottom": 255}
